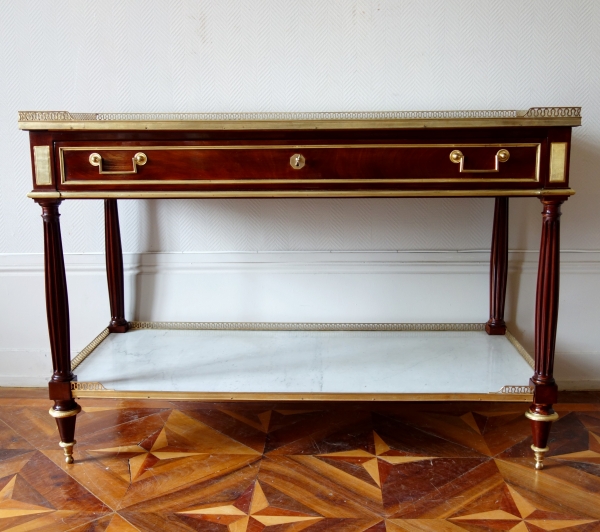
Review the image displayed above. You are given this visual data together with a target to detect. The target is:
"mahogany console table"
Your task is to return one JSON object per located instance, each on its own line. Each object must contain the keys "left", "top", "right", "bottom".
{"left": 20, "top": 107, "right": 581, "bottom": 469}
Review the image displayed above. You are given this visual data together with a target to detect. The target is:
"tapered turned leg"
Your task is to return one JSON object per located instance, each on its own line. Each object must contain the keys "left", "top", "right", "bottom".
{"left": 105, "top": 199, "right": 129, "bottom": 333}
{"left": 526, "top": 198, "right": 565, "bottom": 470}
{"left": 486, "top": 197, "right": 509, "bottom": 335}
{"left": 37, "top": 199, "right": 80, "bottom": 464}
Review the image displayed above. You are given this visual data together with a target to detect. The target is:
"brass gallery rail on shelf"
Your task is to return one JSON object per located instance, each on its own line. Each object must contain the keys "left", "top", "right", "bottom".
{"left": 20, "top": 107, "right": 580, "bottom": 470}
{"left": 67, "top": 321, "right": 535, "bottom": 402}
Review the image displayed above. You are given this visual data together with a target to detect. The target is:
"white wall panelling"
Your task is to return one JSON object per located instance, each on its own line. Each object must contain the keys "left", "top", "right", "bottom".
{"left": 1, "top": 1, "right": 599, "bottom": 386}
{"left": 1, "top": 251, "right": 599, "bottom": 389}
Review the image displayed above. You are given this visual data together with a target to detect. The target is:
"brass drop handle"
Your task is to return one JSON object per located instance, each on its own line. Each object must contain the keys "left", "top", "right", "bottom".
{"left": 89, "top": 152, "right": 147, "bottom": 174}
{"left": 290, "top": 153, "right": 305, "bottom": 169}
{"left": 450, "top": 149, "right": 510, "bottom": 173}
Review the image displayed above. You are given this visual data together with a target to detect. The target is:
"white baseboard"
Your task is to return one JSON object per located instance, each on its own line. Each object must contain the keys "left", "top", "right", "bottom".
{"left": 1, "top": 251, "right": 599, "bottom": 389}
{"left": 0, "top": 350, "right": 50, "bottom": 387}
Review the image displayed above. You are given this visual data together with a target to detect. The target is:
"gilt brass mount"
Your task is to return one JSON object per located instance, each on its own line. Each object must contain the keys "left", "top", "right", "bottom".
{"left": 524, "top": 409, "right": 559, "bottom": 422}
{"left": 89, "top": 152, "right": 147, "bottom": 174}
{"left": 290, "top": 153, "right": 305, "bottom": 169}
{"left": 59, "top": 440, "right": 76, "bottom": 464}
{"left": 531, "top": 444, "right": 550, "bottom": 470}
{"left": 48, "top": 405, "right": 81, "bottom": 419}
{"left": 450, "top": 149, "right": 510, "bottom": 173}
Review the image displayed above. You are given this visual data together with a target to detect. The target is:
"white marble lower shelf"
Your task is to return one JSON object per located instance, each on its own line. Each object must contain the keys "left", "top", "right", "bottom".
{"left": 72, "top": 324, "right": 535, "bottom": 401}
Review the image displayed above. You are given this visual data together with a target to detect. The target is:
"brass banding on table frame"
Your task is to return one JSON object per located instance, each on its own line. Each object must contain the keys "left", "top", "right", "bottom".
{"left": 28, "top": 188, "right": 575, "bottom": 200}
{"left": 59, "top": 143, "right": 541, "bottom": 186}
{"left": 69, "top": 388, "right": 535, "bottom": 402}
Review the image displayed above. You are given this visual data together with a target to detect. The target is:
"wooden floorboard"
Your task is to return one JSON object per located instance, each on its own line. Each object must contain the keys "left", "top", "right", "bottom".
{"left": 0, "top": 390, "right": 598, "bottom": 531}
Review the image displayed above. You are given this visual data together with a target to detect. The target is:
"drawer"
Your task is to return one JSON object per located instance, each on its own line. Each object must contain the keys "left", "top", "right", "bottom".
{"left": 59, "top": 144, "right": 540, "bottom": 186}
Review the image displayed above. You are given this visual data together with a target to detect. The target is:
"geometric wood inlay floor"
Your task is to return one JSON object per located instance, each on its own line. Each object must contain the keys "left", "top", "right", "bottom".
{"left": 0, "top": 390, "right": 599, "bottom": 531}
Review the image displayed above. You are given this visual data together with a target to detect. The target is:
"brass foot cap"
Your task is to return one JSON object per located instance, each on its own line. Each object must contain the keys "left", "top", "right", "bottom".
{"left": 531, "top": 444, "right": 550, "bottom": 471}
{"left": 59, "top": 441, "right": 76, "bottom": 464}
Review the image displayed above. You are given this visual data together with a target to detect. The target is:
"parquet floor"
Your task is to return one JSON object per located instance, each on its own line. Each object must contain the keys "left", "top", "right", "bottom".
{"left": 0, "top": 390, "right": 599, "bottom": 531}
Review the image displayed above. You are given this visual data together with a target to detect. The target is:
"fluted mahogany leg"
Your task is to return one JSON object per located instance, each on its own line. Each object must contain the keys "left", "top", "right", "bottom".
{"left": 105, "top": 199, "right": 129, "bottom": 333}
{"left": 37, "top": 199, "right": 80, "bottom": 464}
{"left": 486, "top": 197, "right": 509, "bottom": 335}
{"left": 526, "top": 198, "right": 565, "bottom": 469}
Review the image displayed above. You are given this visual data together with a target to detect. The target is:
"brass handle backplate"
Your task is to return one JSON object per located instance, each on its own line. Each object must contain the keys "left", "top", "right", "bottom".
{"left": 290, "top": 153, "right": 305, "bottom": 169}
{"left": 89, "top": 152, "right": 147, "bottom": 174}
{"left": 450, "top": 149, "right": 510, "bottom": 173}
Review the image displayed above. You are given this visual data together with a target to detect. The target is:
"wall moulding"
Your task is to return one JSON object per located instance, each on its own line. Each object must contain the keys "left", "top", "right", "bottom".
{"left": 1, "top": 250, "right": 598, "bottom": 275}
{"left": 1, "top": 250, "right": 599, "bottom": 389}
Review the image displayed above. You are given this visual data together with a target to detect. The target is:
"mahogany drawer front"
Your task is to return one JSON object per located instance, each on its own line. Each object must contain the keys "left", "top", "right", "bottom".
{"left": 59, "top": 144, "right": 540, "bottom": 186}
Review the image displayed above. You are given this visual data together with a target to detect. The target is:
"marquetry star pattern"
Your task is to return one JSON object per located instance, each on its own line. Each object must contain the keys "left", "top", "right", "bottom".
{"left": 0, "top": 448, "right": 111, "bottom": 530}
{"left": 177, "top": 474, "right": 599, "bottom": 532}
{"left": 220, "top": 408, "right": 274, "bottom": 433}
{"left": 90, "top": 426, "right": 205, "bottom": 482}
{"left": 317, "top": 431, "right": 437, "bottom": 489}
{"left": 178, "top": 480, "right": 323, "bottom": 531}
{"left": 442, "top": 481, "right": 597, "bottom": 531}
{"left": 1, "top": 400, "right": 599, "bottom": 530}
{"left": 0, "top": 475, "right": 53, "bottom": 520}
{"left": 86, "top": 408, "right": 261, "bottom": 484}
{"left": 551, "top": 429, "right": 600, "bottom": 465}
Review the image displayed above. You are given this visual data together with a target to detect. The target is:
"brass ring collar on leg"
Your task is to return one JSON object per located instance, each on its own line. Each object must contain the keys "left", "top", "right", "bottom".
{"left": 48, "top": 405, "right": 81, "bottom": 418}
{"left": 525, "top": 410, "right": 559, "bottom": 422}
{"left": 531, "top": 445, "right": 550, "bottom": 453}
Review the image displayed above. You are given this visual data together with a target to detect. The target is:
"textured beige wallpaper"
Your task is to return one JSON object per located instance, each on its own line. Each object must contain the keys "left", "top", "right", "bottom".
{"left": 0, "top": 0, "right": 597, "bottom": 254}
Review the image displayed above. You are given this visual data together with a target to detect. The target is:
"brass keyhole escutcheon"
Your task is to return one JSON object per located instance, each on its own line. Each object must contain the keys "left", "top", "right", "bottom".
{"left": 290, "top": 153, "right": 305, "bottom": 169}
